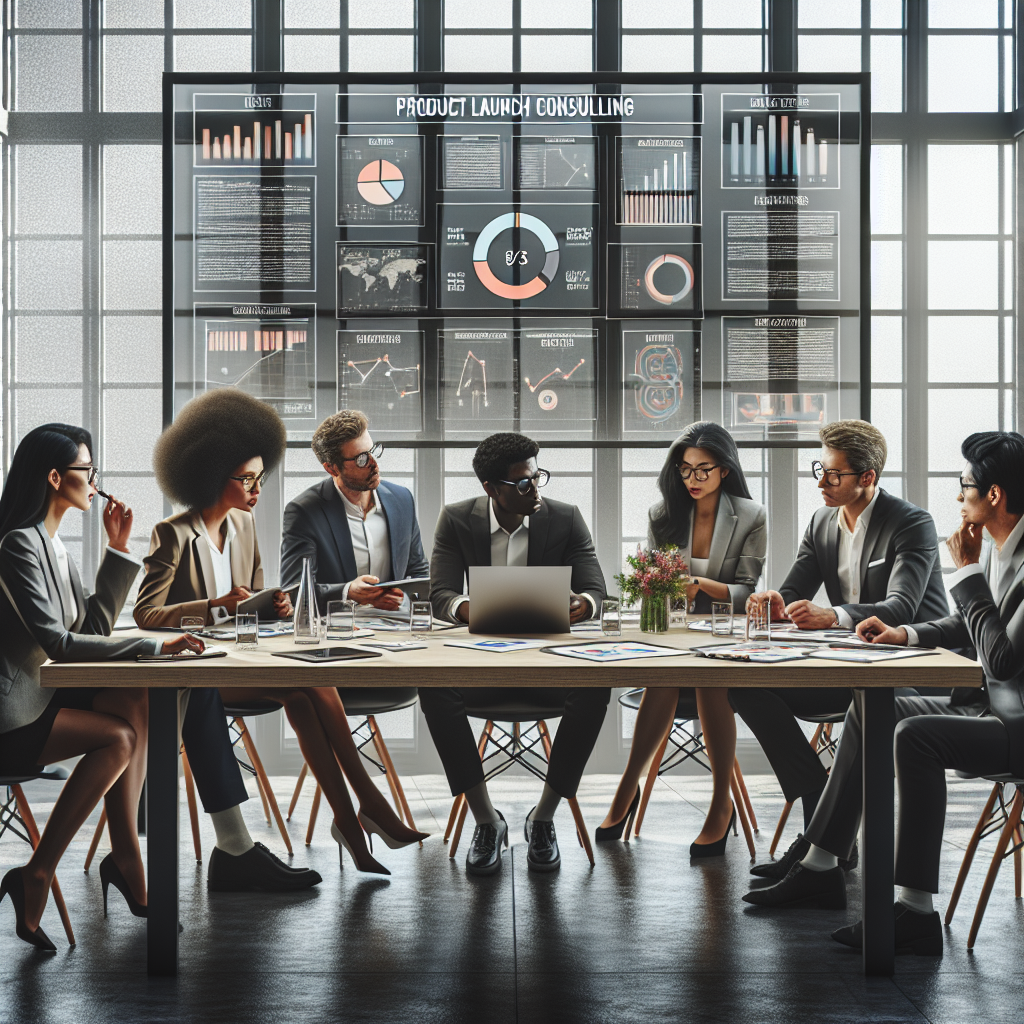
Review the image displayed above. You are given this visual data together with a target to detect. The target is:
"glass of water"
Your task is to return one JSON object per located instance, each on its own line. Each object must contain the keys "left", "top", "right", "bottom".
{"left": 235, "top": 612, "right": 258, "bottom": 650}
{"left": 600, "top": 598, "right": 621, "bottom": 636}
{"left": 711, "top": 601, "right": 734, "bottom": 637}
{"left": 410, "top": 600, "right": 432, "bottom": 636}
{"left": 324, "top": 600, "right": 356, "bottom": 641}
{"left": 180, "top": 616, "right": 205, "bottom": 635}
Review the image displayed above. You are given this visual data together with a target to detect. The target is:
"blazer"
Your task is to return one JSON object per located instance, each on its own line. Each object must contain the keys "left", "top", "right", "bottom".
{"left": 280, "top": 478, "right": 429, "bottom": 610}
{"left": 134, "top": 508, "right": 263, "bottom": 629}
{"left": 0, "top": 524, "right": 151, "bottom": 734}
{"left": 780, "top": 488, "right": 949, "bottom": 628}
{"left": 430, "top": 495, "right": 607, "bottom": 622}
{"left": 647, "top": 490, "right": 766, "bottom": 613}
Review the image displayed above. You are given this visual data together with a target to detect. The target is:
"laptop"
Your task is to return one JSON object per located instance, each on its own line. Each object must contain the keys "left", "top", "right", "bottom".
{"left": 467, "top": 566, "right": 571, "bottom": 635}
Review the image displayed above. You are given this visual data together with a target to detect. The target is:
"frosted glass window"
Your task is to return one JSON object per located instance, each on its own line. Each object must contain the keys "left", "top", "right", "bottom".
{"left": 929, "top": 37, "right": 998, "bottom": 112}
{"left": 871, "top": 0, "right": 903, "bottom": 28}
{"left": 928, "top": 146, "right": 999, "bottom": 235}
{"left": 871, "top": 145, "right": 902, "bottom": 234}
{"left": 928, "top": 317, "right": 999, "bottom": 382}
{"left": 103, "top": 35, "right": 164, "bottom": 112}
{"left": 15, "top": 0, "right": 80, "bottom": 28}
{"left": 544, "top": 476, "right": 592, "bottom": 526}
{"left": 15, "top": 36, "right": 83, "bottom": 111}
{"left": 15, "top": 241, "right": 82, "bottom": 309}
{"left": 103, "top": 241, "right": 162, "bottom": 310}
{"left": 622, "top": 35, "right": 694, "bottom": 73}
{"left": 15, "top": 146, "right": 82, "bottom": 234}
{"left": 623, "top": 448, "right": 666, "bottom": 472}
{"left": 871, "top": 35, "right": 903, "bottom": 112}
{"left": 928, "top": 241, "right": 999, "bottom": 310}
{"left": 799, "top": 0, "right": 860, "bottom": 28}
{"left": 522, "top": 0, "right": 592, "bottom": 28}
{"left": 103, "top": 390, "right": 162, "bottom": 471}
{"left": 104, "top": 317, "right": 162, "bottom": 383}
{"left": 928, "top": 0, "right": 999, "bottom": 29}
{"left": 175, "top": 0, "right": 251, "bottom": 29}
{"left": 110, "top": 477, "right": 166, "bottom": 554}
{"left": 15, "top": 317, "right": 83, "bottom": 383}
{"left": 927, "top": 477, "right": 966, "bottom": 539}
{"left": 622, "top": 477, "right": 662, "bottom": 539}
{"left": 622, "top": 0, "right": 693, "bottom": 28}
{"left": 285, "top": 0, "right": 340, "bottom": 28}
{"left": 443, "top": 35, "right": 512, "bottom": 72}
{"left": 521, "top": 36, "right": 592, "bottom": 73}
{"left": 702, "top": 35, "right": 763, "bottom": 73}
{"left": 798, "top": 35, "right": 861, "bottom": 72}
{"left": 174, "top": 35, "right": 252, "bottom": 71}
{"left": 103, "top": 147, "right": 162, "bottom": 235}
{"left": 445, "top": 0, "right": 511, "bottom": 29}
{"left": 105, "top": 0, "right": 164, "bottom": 28}
{"left": 703, "top": 0, "right": 763, "bottom": 28}
{"left": 445, "top": 474, "right": 484, "bottom": 505}
{"left": 870, "top": 389, "right": 903, "bottom": 471}
{"left": 350, "top": 0, "right": 415, "bottom": 28}
{"left": 871, "top": 317, "right": 903, "bottom": 382}
{"left": 14, "top": 390, "right": 83, "bottom": 438}
{"left": 871, "top": 241, "right": 903, "bottom": 309}
{"left": 284, "top": 35, "right": 341, "bottom": 72}
{"left": 928, "top": 389, "right": 998, "bottom": 471}
{"left": 348, "top": 34, "right": 415, "bottom": 71}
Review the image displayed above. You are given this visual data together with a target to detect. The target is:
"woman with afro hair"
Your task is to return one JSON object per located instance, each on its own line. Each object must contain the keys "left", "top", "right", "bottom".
{"left": 136, "top": 390, "right": 427, "bottom": 873}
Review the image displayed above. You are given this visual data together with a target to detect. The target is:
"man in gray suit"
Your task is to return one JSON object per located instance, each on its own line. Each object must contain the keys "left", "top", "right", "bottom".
{"left": 730, "top": 420, "right": 948, "bottom": 861}
{"left": 422, "top": 432, "right": 608, "bottom": 876}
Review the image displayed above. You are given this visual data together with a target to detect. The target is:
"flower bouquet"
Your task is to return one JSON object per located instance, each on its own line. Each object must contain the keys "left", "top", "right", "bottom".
{"left": 614, "top": 547, "right": 690, "bottom": 633}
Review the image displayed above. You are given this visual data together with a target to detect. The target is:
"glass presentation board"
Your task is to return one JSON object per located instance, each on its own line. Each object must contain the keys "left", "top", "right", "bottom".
{"left": 167, "top": 75, "right": 867, "bottom": 444}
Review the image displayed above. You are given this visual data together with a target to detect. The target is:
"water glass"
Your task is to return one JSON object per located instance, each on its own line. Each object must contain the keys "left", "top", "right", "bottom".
{"left": 410, "top": 600, "right": 433, "bottom": 636}
{"left": 324, "top": 600, "right": 356, "bottom": 640}
{"left": 711, "top": 601, "right": 734, "bottom": 637}
{"left": 600, "top": 598, "right": 621, "bottom": 636}
{"left": 235, "top": 612, "right": 259, "bottom": 650}
{"left": 180, "top": 616, "right": 205, "bottom": 635}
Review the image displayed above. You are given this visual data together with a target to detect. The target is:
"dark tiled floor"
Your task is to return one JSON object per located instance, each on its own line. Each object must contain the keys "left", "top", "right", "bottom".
{"left": 1, "top": 772, "right": 1021, "bottom": 1023}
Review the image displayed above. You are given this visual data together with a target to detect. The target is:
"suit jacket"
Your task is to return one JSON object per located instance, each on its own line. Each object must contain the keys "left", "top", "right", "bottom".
{"left": 0, "top": 524, "right": 150, "bottom": 733}
{"left": 430, "top": 495, "right": 607, "bottom": 622}
{"left": 648, "top": 491, "right": 766, "bottom": 612}
{"left": 280, "top": 478, "right": 429, "bottom": 611}
{"left": 133, "top": 508, "right": 263, "bottom": 629}
{"left": 780, "top": 488, "right": 949, "bottom": 628}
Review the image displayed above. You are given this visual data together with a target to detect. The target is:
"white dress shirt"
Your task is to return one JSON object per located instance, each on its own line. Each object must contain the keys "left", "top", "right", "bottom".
{"left": 203, "top": 517, "right": 237, "bottom": 622}
{"left": 449, "top": 501, "right": 530, "bottom": 619}
{"left": 336, "top": 484, "right": 392, "bottom": 601}
{"left": 832, "top": 488, "right": 880, "bottom": 629}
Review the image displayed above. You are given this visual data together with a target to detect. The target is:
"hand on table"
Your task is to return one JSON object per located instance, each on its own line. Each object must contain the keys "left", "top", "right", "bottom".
{"left": 785, "top": 600, "right": 839, "bottom": 630}
{"left": 569, "top": 594, "right": 590, "bottom": 624}
{"left": 947, "top": 517, "right": 983, "bottom": 570}
{"left": 209, "top": 586, "right": 252, "bottom": 615}
{"left": 855, "top": 616, "right": 908, "bottom": 646}
{"left": 745, "top": 589, "right": 786, "bottom": 631}
{"left": 160, "top": 633, "right": 206, "bottom": 656}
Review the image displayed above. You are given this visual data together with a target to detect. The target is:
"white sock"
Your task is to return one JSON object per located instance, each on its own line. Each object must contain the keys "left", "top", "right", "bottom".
{"left": 464, "top": 781, "right": 500, "bottom": 825}
{"left": 529, "top": 783, "right": 561, "bottom": 823}
{"left": 210, "top": 805, "right": 255, "bottom": 856}
{"left": 898, "top": 886, "right": 934, "bottom": 915}
{"left": 799, "top": 843, "right": 839, "bottom": 872}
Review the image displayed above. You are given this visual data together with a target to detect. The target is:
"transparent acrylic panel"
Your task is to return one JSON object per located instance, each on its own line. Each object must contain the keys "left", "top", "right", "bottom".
{"left": 103, "top": 146, "right": 162, "bottom": 234}
{"left": 870, "top": 389, "right": 903, "bottom": 471}
{"left": 14, "top": 389, "right": 83, "bottom": 439}
{"left": 285, "top": 0, "right": 341, "bottom": 28}
{"left": 871, "top": 35, "right": 903, "bottom": 112}
{"left": 103, "top": 35, "right": 164, "bottom": 112}
{"left": 871, "top": 241, "right": 903, "bottom": 309}
{"left": 443, "top": 34, "right": 512, "bottom": 72}
{"left": 928, "top": 37, "right": 998, "bottom": 112}
{"left": 349, "top": 34, "right": 416, "bottom": 71}
{"left": 15, "top": 240, "right": 82, "bottom": 309}
{"left": 105, "top": 0, "right": 164, "bottom": 28}
{"left": 103, "top": 388, "right": 163, "bottom": 471}
{"left": 871, "top": 316, "right": 902, "bottom": 382}
{"left": 15, "top": 0, "right": 80, "bottom": 28}
{"left": 621, "top": 35, "right": 694, "bottom": 73}
{"left": 350, "top": 0, "right": 415, "bottom": 28}
{"left": 871, "top": 145, "right": 902, "bottom": 234}
{"left": 871, "top": 0, "right": 903, "bottom": 28}
{"left": 703, "top": 0, "right": 764, "bottom": 28}
{"left": 103, "top": 241, "right": 162, "bottom": 310}
{"left": 15, "top": 36, "right": 83, "bottom": 112}
{"left": 798, "top": 35, "right": 861, "bottom": 72}
{"left": 15, "top": 145, "right": 82, "bottom": 234}
{"left": 15, "top": 316, "right": 83, "bottom": 383}
{"left": 284, "top": 35, "right": 341, "bottom": 71}
{"left": 521, "top": 35, "right": 593, "bottom": 73}
{"left": 929, "top": 0, "right": 999, "bottom": 29}
{"left": 928, "top": 145, "right": 999, "bottom": 234}
{"left": 799, "top": 0, "right": 861, "bottom": 28}
{"left": 522, "top": 0, "right": 592, "bottom": 28}
{"left": 927, "top": 476, "right": 964, "bottom": 539}
{"left": 702, "top": 35, "right": 763, "bottom": 73}
{"left": 174, "top": 35, "right": 252, "bottom": 71}
{"left": 928, "top": 241, "right": 999, "bottom": 310}
{"left": 445, "top": 0, "right": 511, "bottom": 28}
{"left": 928, "top": 316, "right": 998, "bottom": 382}
{"left": 928, "top": 388, "right": 998, "bottom": 472}
{"left": 622, "top": 0, "right": 693, "bottom": 28}
{"left": 104, "top": 316, "right": 162, "bottom": 383}
{"left": 175, "top": 0, "right": 252, "bottom": 29}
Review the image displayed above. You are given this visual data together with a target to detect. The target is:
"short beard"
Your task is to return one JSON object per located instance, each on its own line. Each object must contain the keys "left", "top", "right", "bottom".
{"left": 341, "top": 472, "right": 378, "bottom": 493}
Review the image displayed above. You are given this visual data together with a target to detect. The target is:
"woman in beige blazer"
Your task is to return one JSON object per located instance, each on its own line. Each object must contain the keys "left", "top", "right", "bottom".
{"left": 136, "top": 391, "right": 427, "bottom": 873}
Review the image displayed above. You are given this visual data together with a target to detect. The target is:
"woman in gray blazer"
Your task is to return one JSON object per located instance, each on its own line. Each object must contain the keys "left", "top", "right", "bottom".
{"left": 0, "top": 424, "right": 198, "bottom": 951}
{"left": 598, "top": 422, "right": 767, "bottom": 855}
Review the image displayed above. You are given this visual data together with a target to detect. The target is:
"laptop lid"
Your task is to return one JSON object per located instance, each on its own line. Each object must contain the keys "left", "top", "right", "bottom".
{"left": 467, "top": 566, "right": 571, "bottom": 635}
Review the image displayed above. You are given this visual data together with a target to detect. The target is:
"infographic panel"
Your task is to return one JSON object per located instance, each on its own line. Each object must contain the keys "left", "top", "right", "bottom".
{"left": 336, "top": 243, "right": 430, "bottom": 314}
{"left": 442, "top": 135, "right": 505, "bottom": 189}
{"left": 617, "top": 136, "right": 700, "bottom": 225}
{"left": 622, "top": 329, "right": 700, "bottom": 435}
{"left": 609, "top": 243, "right": 703, "bottom": 318}
{"left": 338, "top": 329, "right": 423, "bottom": 434}
{"left": 519, "top": 327, "right": 596, "bottom": 433}
{"left": 515, "top": 136, "right": 597, "bottom": 190}
{"left": 439, "top": 204, "right": 597, "bottom": 310}
{"left": 440, "top": 328, "right": 515, "bottom": 434}
{"left": 194, "top": 94, "right": 317, "bottom": 168}
{"left": 336, "top": 135, "right": 424, "bottom": 225}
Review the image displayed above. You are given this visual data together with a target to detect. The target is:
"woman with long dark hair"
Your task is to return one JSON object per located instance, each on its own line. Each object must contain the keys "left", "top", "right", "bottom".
{"left": 597, "top": 422, "right": 767, "bottom": 855}
{"left": 0, "top": 424, "right": 200, "bottom": 951}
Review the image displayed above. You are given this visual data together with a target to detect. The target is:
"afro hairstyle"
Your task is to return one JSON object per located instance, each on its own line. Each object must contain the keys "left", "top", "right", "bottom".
{"left": 153, "top": 389, "right": 287, "bottom": 510}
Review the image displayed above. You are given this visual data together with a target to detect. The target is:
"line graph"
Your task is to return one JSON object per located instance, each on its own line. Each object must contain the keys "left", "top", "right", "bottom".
{"left": 344, "top": 354, "right": 421, "bottom": 398}
{"left": 455, "top": 350, "right": 489, "bottom": 416}
{"left": 523, "top": 359, "right": 586, "bottom": 393}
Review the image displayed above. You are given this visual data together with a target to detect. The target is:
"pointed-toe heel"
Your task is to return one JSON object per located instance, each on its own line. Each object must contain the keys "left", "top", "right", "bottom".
{"left": 357, "top": 811, "right": 430, "bottom": 851}
{"left": 595, "top": 786, "right": 641, "bottom": 843}
{"left": 689, "top": 808, "right": 736, "bottom": 859}
{"left": 0, "top": 868, "right": 57, "bottom": 952}
{"left": 98, "top": 854, "right": 147, "bottom": 918}
{"left": 331, "top": 821, "right": 391, "bottom": 875}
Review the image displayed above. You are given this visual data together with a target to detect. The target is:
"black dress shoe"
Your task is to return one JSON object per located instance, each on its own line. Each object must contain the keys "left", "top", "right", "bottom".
{"left": 525, "top": 808, "right": 561, "bottom": 873}
{"left": 742, "top": 863, "right": 846, "bottom": 909}
{"left": 466, "top": 812, "right": 508, "bottom": 877}
{"left": 750, "top": 834, "right": 810, "bottom": 879}
{"left": 207, "top": 843, "right": 322, "bottom": 892}
{"left": 832, "top": 901, "right": 943, "bottom": 956}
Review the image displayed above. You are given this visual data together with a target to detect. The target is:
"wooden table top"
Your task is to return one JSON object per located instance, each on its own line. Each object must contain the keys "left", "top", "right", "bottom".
{"left": 39, "top": 625, "right": 983, "bottom": 690}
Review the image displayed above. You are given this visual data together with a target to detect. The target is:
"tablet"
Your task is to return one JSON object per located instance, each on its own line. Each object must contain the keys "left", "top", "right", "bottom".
{"left": 373, "top": 576, "right": 430, "bottom": 599}
{"left": 137, "top": 649, "right": 229, "bottom": 662}
{"left": 237, "top": 583, "right": 300, "bottom": 620}
{"left": 272, "top": 646, "right": 382, "bottom": 663}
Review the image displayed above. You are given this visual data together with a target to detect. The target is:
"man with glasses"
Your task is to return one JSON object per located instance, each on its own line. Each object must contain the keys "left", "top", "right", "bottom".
{"left": 421, "top": 432, "right": 608, "bottom": 876}
{"left": 730, "top": 419, "right": 948, "bottom": 880}
{"left": 280, "top": 409, "right": 429, "bottom": 612}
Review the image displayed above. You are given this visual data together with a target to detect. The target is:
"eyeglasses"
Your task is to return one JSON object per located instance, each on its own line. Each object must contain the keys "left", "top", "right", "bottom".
{"left": 229, "top": 470, "right": 268, "bottom": 493}
{"left": 959, "top": 478, "right": 982, "bottom": 496}
{"left": 65, "top": 465, "right": 99, "bottom": 485}
{"left": 811, "top": 461, "right": 862, "bottom": 487}
{"left": 337, "top": 442, "right": 384, "bottom": 469}
{"left": 679, "top": 465, "right": 720, "bottom": 482}
{"left": 497, "top": 469, "right": 550, "bottom": 494}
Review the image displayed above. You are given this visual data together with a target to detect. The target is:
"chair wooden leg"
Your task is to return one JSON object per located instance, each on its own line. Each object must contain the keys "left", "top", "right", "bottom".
{"left": 634, "top": 727, "right": 671, "bottom": 839}
{"left": 1015, "top": 825, "right": 1022, "bottom": 900}
{"left": 732, "top": 758, "right": 758, "bottom": 832}
{"left": 84, "top": 807, "right": 108, "bottom": 873}
{"left": 449, "top": 798, "right": 470, "bottom": 859}
{"left": 769, "top": 801, "right": 794, "bottom": 858}
{"left": 181, "top": 748, "right": 202, "bottom": 864}
{"left": 945, "top": 782, "right": 1000, "bottom": 925}
{"left": 367, "top": 718, "right": 405, "bottom": 820}
{"left": 237, "top": 719, "right": 294, "bottom": 856}
{"left": 288, "top": 763, "right": 309, "bottom": 821}
{"left": 306, "top": 783, "right": 322, "bottom": 845}
{"left": 444, "top": 794, "right": 464, "bottom": 844}
{"left": 369, "top": 718, "right": 420, "bottom": 836}
{"left": 729, "top": 768, "right": 756, "bottom": 859}
{"left": 968, "top": 789, "right": 1024, "bottom": 949}
{"left": 236, "top": 719, "right": 273, "bottom": 826}
{"left": 568, "top": 797, "right": 595, "bottom": 866}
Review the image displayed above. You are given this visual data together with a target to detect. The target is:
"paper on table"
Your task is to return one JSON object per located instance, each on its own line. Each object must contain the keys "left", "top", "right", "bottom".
{"left": 542, "top": 641, "right": 690, "bottom": 663}
{"left": 445, "top": 638, "right": 548, "bottom": 653}
{"left": 692, "top": 642, "right": 815, "bottom": 663}
{"left": 806, "top": 646, "right": 938, "bottom": 663}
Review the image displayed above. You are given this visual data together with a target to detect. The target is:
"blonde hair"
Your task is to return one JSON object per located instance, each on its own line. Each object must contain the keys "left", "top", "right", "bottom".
{"left": 819, "top": 419, "right": 887, "bottom": 480}
{"left": 311, "top": 410, "right": 369, "bottom": 465}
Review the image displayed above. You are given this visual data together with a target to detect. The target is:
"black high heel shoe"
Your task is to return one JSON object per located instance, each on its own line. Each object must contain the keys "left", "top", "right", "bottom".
{"left": 0, "top": 867, "right": 57, "bottom": 951}
{"left": 595, "top": 786, "right": 641, "bottom": 843}
{"left": 689, "top": 808, "right": 736, "bottom": 859}
{"left": 99, "top": 854, "right": 146, "bottom": 918}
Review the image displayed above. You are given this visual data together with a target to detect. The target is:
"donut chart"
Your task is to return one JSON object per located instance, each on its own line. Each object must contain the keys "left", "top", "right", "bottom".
{"left": 643, "top": 253, "right": 695, "bottom": 305}
{"left": 472, "top": 211, "right": 559, "bottom": 300}
{"left": 357, "top": 159, "right": 405, "bottom": 205}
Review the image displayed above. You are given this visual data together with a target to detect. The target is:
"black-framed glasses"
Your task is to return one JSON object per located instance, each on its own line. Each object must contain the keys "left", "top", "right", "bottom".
{"left": 959, "top": 478, "right": 982, "bottom": 496}
{"left": 497, "top": 469, "right": 550, "bottom": 493}
{"left": 229, "top": 470, "right": 268, "bottom": 493}
{"left": 337, "top": 442, "right": 384, "bottom": 469}
{"left": 65, "top": 464, "right": 99, "bottom": 485}
{"left": 679, "top": 465, "right": 720, "bottom": 482}
{"left": 811, "top": 461, "right": 862, "bottom": 487}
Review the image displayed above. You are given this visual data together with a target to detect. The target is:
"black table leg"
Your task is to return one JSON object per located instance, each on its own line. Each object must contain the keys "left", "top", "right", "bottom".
{"left": 859, "top": 687, "right": 895, "bottom": 976}
{"left": 147, "top": 688, "right": 179, "bottom": 976}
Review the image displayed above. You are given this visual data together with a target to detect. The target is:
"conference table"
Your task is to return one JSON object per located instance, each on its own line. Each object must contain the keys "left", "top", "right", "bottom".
{"left": 41, "top": 625, "right": 981, "bottom": 978}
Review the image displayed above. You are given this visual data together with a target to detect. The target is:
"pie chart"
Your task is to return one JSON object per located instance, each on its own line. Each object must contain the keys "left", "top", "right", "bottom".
{"left": 357, "top": 160, "right": 405, "bottom": 205}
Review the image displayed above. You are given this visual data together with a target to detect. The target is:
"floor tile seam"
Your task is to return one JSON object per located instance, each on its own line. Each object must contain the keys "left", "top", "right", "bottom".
{"left": 407, "top": 776, "right": 444, "bottom": 832}
{"left": 891, "top": 976, "right": 939, "bottom": 1024}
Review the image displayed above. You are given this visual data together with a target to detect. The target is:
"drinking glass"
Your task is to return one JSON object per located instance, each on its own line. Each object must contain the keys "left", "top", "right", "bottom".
{"left": 324, "top": 600, "right": 356, "bottom": 641}
{"left": 410, "top": 600, "right": 432, "bottom": 636}
{"left": 180, "top": 616, "right": 205, "bottom": 635}
{"left": 600, "top": 598, "right": 621, "bottom": 636}
{"left": 711, "top": 601, "right": 734, "bottom": 637}
{"left": 235, "top": 612, "right": 258, "bottom": 650}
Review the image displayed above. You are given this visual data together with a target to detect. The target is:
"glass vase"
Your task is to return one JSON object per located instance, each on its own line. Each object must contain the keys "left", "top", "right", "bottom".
{"left": 292, "top": 556, "right": 321, "bottom": 644}
{"left": 640, "top": 594, "right": 669, "bottom": 634}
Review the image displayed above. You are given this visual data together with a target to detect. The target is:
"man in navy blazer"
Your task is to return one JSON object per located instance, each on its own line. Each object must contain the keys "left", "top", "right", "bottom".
{"left": 280, "top": 410, "right": 429, "bottom": 609}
